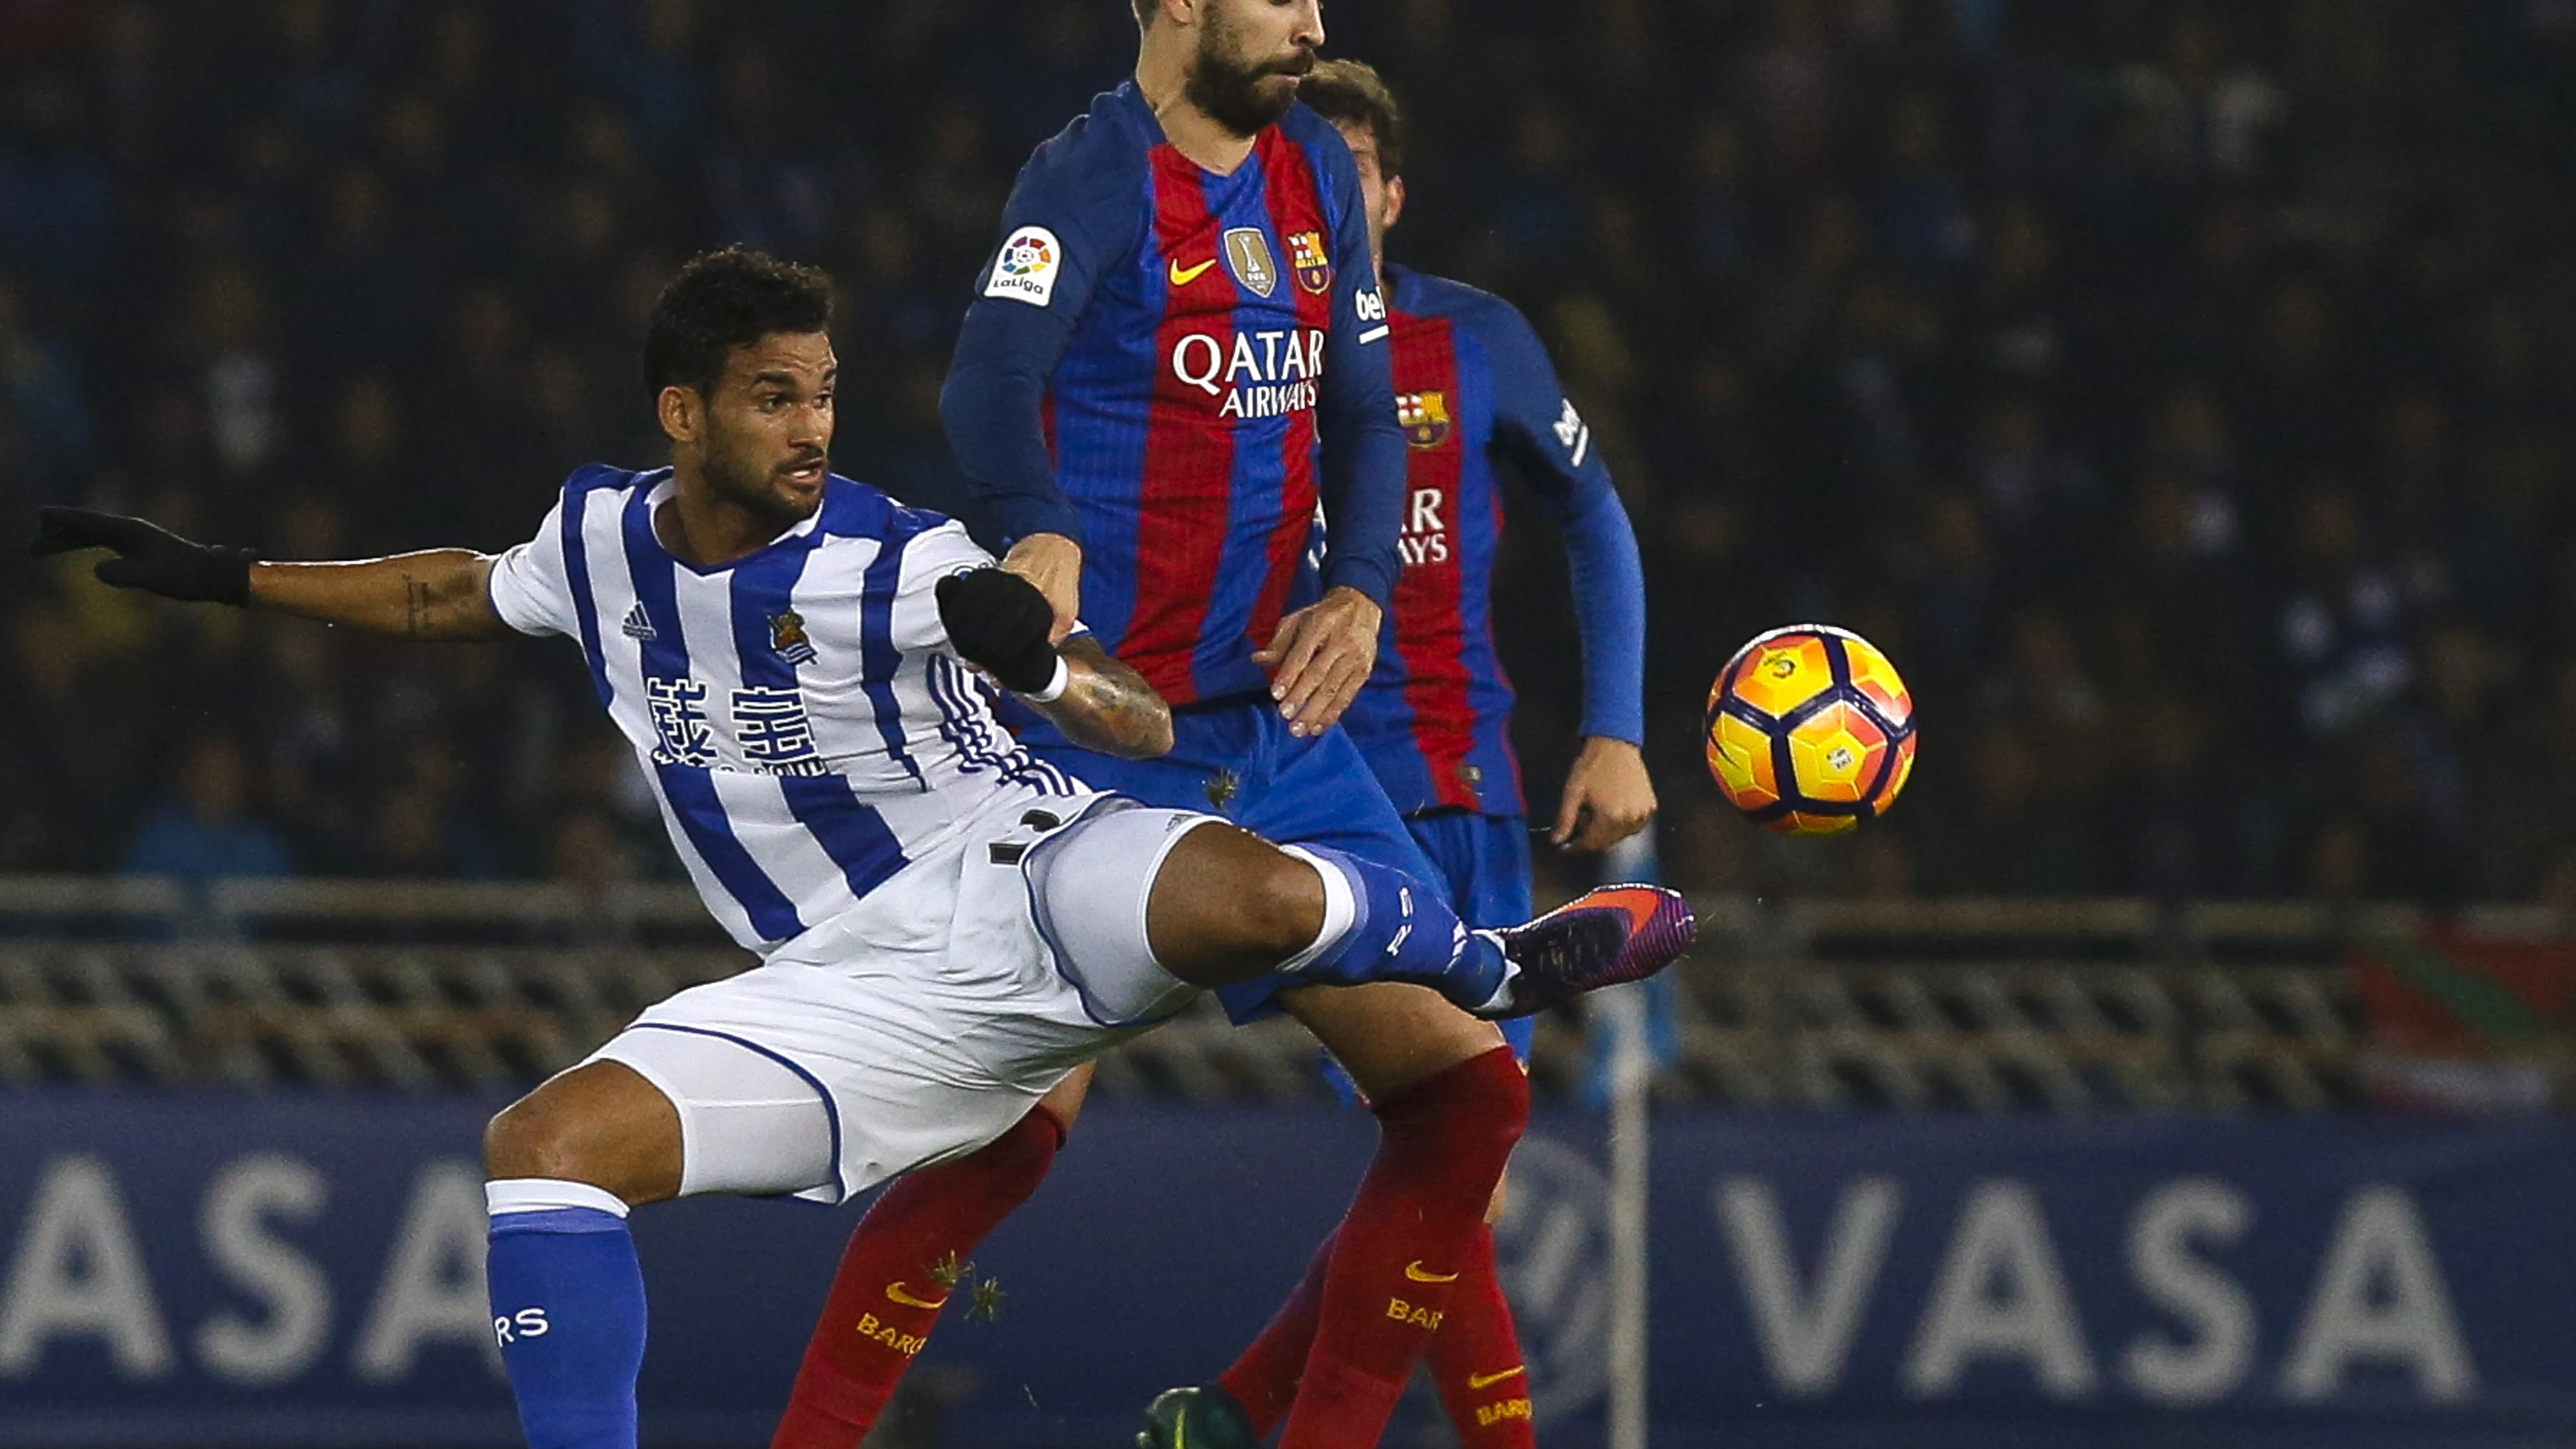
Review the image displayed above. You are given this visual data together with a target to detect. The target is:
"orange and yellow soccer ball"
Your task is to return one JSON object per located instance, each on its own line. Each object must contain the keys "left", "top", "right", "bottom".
{"left": 1705, "top": 625, "right": 1917, "bottom": 837}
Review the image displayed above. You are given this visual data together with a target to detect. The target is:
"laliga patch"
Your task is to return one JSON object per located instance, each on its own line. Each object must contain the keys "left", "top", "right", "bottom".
{"left": 985, "top": 226, "right": 1062, "bottom": 306}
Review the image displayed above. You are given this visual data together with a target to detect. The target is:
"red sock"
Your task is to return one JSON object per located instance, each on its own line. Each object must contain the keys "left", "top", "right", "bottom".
{"left": 770, "top": 1106, "right": 1065, "bottom": 1449}
{"left": 1218, "top": 1232, "right": 1334, "bottom": 1438}
{"left": 1425, "top": 1226, "right": 1536, "bottom": 1447}
{"left": 1278, "top": 1047, "right": 1528, "bottom": 1449}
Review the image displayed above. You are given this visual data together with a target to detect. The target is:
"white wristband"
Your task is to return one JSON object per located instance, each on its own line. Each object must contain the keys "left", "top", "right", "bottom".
{"left": 1020, "top": 654, "right": 1071, "bottom": 703}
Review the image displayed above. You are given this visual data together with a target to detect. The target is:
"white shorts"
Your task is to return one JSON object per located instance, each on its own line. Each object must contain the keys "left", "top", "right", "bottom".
{"left": 589, "top": 788, "right": 1217, "bottom": 1203}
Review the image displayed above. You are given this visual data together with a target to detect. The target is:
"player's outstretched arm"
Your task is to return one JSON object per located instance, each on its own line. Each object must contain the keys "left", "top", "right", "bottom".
{"left": 934, "top": 567, "right": 1171, "bottom": 760}
{"left": 31, "top": 506, "right": 511, "bottom": 641}
{"left": 252, "top": 550, "right": 511, "bottom": 640}
{"left": 1476, "top": 293, "right": 1655, "bottom": 850}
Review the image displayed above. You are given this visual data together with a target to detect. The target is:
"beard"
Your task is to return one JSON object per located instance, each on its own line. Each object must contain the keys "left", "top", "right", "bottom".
{"left": 704, "top": 432, "right": 825, "bottom": 531}
{"left": 1184, "top": 6, "right": 1314, "bottom": 136}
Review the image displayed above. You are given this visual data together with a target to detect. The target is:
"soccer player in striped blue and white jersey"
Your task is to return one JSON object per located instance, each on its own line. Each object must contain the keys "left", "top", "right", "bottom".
{"left": 30, "top": 246, "right": 1692, "bottom": 1449}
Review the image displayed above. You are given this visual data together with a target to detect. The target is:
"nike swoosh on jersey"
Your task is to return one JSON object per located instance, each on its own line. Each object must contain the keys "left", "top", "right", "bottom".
{"left": 1467, "top": 1366, "right": 1527, "bottom": 1390}
{"left": 1169, "top": 257, "right": 1218, "bottom": 286}
{"left": 1404, "top": 1261, "right": 1462, "bottom": 1284}
{"left": 882, "top": 1281, "right": 950, "bottom": 1310}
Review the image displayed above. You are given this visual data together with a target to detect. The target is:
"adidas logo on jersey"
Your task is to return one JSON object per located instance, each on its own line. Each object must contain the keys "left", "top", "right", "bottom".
{"left": 622, "top": 604, "right": 656, "bottom": 641}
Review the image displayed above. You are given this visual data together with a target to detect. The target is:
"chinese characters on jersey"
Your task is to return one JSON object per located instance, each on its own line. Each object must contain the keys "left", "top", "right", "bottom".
{"left": 647, "top": 677, "right": 826, "bottom": 775}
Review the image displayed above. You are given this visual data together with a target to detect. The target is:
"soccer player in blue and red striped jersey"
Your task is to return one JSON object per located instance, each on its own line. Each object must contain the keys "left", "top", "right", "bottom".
{"left": 769, "top": 9, "right": 1683, "bottom": 1449}
{"left": 1144, "top": 60, "right": 1658, "bottom": 1449}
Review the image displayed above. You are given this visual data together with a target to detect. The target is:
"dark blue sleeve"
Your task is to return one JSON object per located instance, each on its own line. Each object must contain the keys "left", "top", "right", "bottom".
{"left": 940, "top": 120, "right": 1142, "bottom": 549}
{"left": 1310, "top": 130, "right": 1405, "bottom": 608}
{"left": 1478, "top": 298, "right": 1647, "bottom": 745}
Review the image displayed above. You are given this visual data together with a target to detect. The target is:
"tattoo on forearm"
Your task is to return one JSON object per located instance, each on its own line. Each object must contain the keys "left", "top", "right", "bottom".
{"left": 1040, "top": 643, "right": 1171, "bottom": 758}
{"left": 1065, "top": 669, "right": 1163, "bottom": 749}
{"left": 405, "top": 577, "right": 433, "bottom": 638}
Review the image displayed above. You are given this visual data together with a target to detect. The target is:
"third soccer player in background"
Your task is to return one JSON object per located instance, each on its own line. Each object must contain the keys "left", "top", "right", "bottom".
{"left": 1145, "top": 58, "right": 1658, "bottom": 1449}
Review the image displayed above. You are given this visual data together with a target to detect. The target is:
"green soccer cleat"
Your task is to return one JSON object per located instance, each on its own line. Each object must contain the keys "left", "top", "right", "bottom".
{"left": 1136, "top": 1384, "right": 1259, "bottom": 1449}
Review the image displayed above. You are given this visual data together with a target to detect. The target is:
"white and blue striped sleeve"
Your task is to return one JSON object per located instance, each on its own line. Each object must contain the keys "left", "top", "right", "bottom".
{"left": 485, "top": 498, "right": 578, "bottom": 638}
{"left": 891, "top": 519, "right": 1093, "bottom": 659}
{"left": 890, "top": 519, "right": 1000, "bottom": 654}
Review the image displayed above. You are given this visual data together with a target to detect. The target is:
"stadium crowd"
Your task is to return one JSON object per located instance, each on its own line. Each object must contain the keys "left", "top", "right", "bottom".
{"left": 2, "top": 0, "right": 2573, "bottom": 908}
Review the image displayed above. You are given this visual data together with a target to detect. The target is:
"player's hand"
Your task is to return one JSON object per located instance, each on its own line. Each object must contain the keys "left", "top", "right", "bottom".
{"left": 936, "top": 569, "right": 1062, "bottom": 695}
{"left": 1553, "top": 736, "right": 1658, "bottom": 851}
{"left": 30, "top": 506, "right": 257, "bottom": 606}
{"left": 1254, "top": 586, "right": 1381, "bottom": 737}
{"left": 1000, "top": 532, "right": 1082, "bottom": 644}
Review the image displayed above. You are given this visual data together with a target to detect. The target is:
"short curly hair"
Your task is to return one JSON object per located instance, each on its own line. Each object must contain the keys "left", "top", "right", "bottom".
{"left": 642, "top": 246, "right": 833, "bottom": 400}
{"left": 1299, "top": 58, "right": 1406, "bottom": 177}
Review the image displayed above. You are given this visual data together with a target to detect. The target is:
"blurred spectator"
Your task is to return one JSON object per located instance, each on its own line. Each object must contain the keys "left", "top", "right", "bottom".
{"left": 2279, "top": 488, "right": 2411, "bottom": 737}
{"left": 2116, "top": 6, "right": 2285, "bottom": 182}
{"left": 0, "top": 70, "right": 118, "bottom": 295}
{"left": 121, "top": 735, "right": 295, "bottom": 883}
{"left": 1, "top": 599, "right": 144, "bottom": 868}
{"left": 548, "top": 808, "right": 640, "bottom": 944}
{"left": 0, "top": 272, "right": 93, "bottom": 503}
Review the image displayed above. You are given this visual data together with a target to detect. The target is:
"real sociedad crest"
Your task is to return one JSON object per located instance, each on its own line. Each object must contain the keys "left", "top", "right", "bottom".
{"left": 1288, "top": 230, "right": 1333, "bottom": 295}
{"left": 768, "top": 610, "right": 817, "bottom": 666}
{"left": 1397, "top": 390, "right": 1452, "bottom": 449}
{"left": 1223, "top": 227, "right": 1280, "bottom": 298}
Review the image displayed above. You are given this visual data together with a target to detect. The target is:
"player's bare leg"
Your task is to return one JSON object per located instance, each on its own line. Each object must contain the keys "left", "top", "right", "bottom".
{"left": 1283, "top": 982, "right": 1504, "bottom": 1099}
{"left": 484, "top": 1062, "right": 687, "bottom": 1206}
{"left": 1144, "top": 823, "right": 1338, "bottom": 976}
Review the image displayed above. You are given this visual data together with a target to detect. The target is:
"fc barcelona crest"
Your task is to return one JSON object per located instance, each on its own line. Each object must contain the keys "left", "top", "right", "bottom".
{"left": 1223, "top": 227, "right": 1279, "bottom": 298}
{"left": 768, "top": 610, "right": 817, "bottom": 666}
{"left": 1287, "top": 230, "right": 1333, "bottom": 295}
{"left": 1397, "top": 390, "right": 1452, "bottom": 449}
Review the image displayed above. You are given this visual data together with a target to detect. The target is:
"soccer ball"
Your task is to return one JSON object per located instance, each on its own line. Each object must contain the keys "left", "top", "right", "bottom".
{"left": 1704, "top": 625, "right": 1916, "bottom": 837}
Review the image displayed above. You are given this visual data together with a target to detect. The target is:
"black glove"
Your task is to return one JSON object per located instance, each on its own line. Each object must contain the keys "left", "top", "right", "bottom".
{"left": 935, "top": 568, "right": 1061, "bottom": 695}
{"left": 30, "top": 507, "right": 257, "bottom": 606}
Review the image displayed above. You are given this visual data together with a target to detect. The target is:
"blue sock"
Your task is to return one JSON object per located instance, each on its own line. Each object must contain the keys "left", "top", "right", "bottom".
{"left": 1284, "top": 845, "right": 1509, "bottom": 1010}
{"left": 485, "top": 1180, "right": 647, "bottom": 1449}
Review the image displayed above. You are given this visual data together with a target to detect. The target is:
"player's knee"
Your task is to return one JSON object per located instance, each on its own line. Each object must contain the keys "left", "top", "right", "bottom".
{"left": 1391, "top": 1048, "right": 1530, "bottom": 1165}
{"left": 1236, "top": 846, "right": 1327, "bottom": 958}
{"left": 482, "top": 1095, "right": 575, "bottom": 1182}
{"left": 482, "top": 1091, "right": 638, "bottom": 1192}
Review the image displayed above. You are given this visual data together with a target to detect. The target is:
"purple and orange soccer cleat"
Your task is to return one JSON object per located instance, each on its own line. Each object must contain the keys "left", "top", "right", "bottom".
{"left": 1475, "top": 884, "right": 1697, "bottom": 1019}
